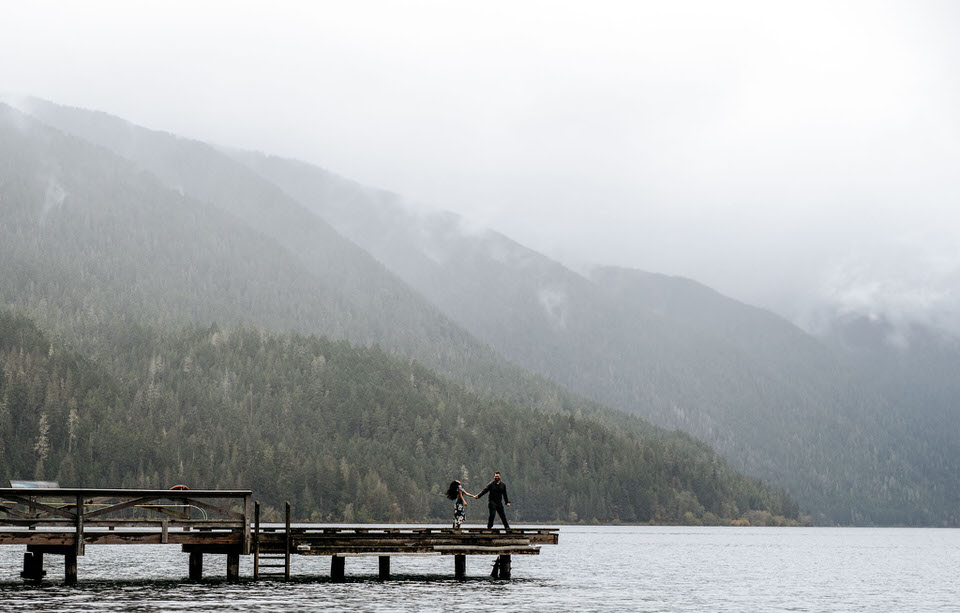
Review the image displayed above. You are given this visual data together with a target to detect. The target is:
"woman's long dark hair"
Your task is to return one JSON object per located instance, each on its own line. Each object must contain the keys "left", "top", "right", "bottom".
{"left": 445, "top": 481, "right": 461, "bottom": 500}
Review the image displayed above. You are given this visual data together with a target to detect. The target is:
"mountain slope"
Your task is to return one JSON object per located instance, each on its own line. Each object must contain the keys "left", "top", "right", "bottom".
{"left": 10, "top": 98, "right": 957, "bottom": 525}
{"left": 230, "top": 150, "right": 959, "bottom": 525}
{"left": 3, "top": 98, "right": 543, "bottom": 400}
{"left": 0, "top": 309, "right": 803, "bottom": 524}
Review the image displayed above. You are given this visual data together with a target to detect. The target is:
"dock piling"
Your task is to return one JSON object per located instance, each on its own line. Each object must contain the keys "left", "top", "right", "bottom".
{"left": 20, "top": 551, "right": 45, "bottom": 582}
{"left": 188, "top": 551, "right": 203, "bottom": 581}
{"left": 331, "top": 555, "right": 345, "bottom": 582}
{"left": 455, "top": 554, "right": 466, "bottom": 579}
{"left": 253, "top": 501, "right": 261, "bottom": 580}
{"left": 65, "top": 552, "right": 78, "bottom": 584}
{"left": 378, "top": 556, "right": 390, "bottom": 580}
{"left": 284, "top": 501, "right": 291, "bottom": 581}
{"left": 226, "top": 552, "right": 240, "bottom": 581}
{"left": 498, "top": 555, "right": 511, "bottom": 579}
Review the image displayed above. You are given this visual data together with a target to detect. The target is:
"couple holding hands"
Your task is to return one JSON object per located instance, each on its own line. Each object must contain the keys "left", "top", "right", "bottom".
{"left": 446, "top": 471, "right": 510, "bottom": 530}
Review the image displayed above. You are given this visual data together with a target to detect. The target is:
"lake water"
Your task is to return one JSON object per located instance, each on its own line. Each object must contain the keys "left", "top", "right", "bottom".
{"left": 1, "top": 526, "right": 957, "bottom": 611}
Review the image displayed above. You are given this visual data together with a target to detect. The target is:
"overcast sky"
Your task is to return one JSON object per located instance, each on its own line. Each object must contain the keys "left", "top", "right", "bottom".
{"left": 3, "top": 1, "right": 959, "bottom": 329}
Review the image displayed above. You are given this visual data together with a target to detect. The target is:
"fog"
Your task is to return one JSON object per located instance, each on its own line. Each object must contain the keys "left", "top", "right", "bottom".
{"left": 3, "top": 0, "right": 959, "bottom": 331}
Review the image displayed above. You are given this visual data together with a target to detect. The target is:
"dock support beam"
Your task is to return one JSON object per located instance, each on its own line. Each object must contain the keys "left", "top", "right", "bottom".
{"left": 188, "top": 551, "right": 203, "bottom": 581}
{"left": 378, "top": 556, "right": 390, "bottom": 580}
{"left": 454, "top": 554, "right": 466, "bottom": 579}
{"left": 65, "top": 552, "right": 78, "bottom": 584}
{"left": 20, "top": 551, "right": 46, "bottom": 582}
{"left": 226, "top": 552, "right": 240, "bottom": 581}
{"left": 331, "top": 556, "right": 345, "bottom": 582}
{"left": 284, "top": 502, "right": 291, "bottom": 581}
{"left": 498, "top": 555, "right": 511, "bottom": 579}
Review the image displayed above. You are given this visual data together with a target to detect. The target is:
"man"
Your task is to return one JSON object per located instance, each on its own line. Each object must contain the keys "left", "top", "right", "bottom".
{"left": 475, "top": 471, "right": 510, "bottom": 530}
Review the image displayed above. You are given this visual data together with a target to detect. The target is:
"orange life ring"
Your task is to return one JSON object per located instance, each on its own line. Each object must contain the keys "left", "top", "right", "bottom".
{"left": 168, "top": 484, "right": 190, "bottom": 491}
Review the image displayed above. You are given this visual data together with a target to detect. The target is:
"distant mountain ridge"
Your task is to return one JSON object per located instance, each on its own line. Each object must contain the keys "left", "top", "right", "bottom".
{"left": 1, "top": 99, "right": 570, "bottom": 408}
{"left": 6, "top": 97, "right": 960, "bottom": 525}
{"left": 0, "top": 99, "right": 805, "bottom": 525}
{"left": 228, "top": 146, "right": 959, "bottom": 526}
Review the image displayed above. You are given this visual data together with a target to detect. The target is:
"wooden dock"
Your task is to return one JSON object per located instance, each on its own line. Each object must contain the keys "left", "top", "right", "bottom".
{"left": 0, "top": 488, "right": 558, "bottom": 583}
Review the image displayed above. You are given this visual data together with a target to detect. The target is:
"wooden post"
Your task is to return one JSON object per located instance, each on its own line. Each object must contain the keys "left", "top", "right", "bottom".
{"left": 241, "top": 493, "right": 252, "bottom": 555}
{"left": 20, "top": 551, "right": 46, "bottom": 581}
{"left": 161, "top": 519, "right": 168, "bottom": 544}
{"left": 74, "top": 495, "right": 85, "bottom": 556}
{"left": 454, "top": 554, "right": 466, "bottom": 579}
{"left": 284, "top": 501, "right": 291, "bottom": 581}
{"left": 253, "top": 501, "right": 261, "bottom": 580}
{"left": 65, "top": 552, "right": 78, "bottom": 584}
{"left": 378, "top": 556, "right": 390, "bottom": 580}
{"left": 498, "top": 555, "right": 511, "bottom": 579}
{"left": 331, "top": 556, "right": 345, "bottom": 582}
{"left": 188, "top": 551, "right": 203, "bottom": 581}
{"left": 226, "top": 552, "right": 240, "bottom": 581}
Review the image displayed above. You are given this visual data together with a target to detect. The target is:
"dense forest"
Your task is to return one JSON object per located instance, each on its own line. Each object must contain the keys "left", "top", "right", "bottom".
{"left": 0, "top": 310, "right": 802, "bottom": 525}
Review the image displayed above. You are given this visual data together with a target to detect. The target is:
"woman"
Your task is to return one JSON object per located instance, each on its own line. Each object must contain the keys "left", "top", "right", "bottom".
{"left": 445, "top": 480, "right": 476, "bottom": 529}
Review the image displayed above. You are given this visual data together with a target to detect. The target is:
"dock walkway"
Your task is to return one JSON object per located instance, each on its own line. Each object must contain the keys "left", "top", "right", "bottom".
{"left": 0, "top": 487, "right": 558, "bottom": 583}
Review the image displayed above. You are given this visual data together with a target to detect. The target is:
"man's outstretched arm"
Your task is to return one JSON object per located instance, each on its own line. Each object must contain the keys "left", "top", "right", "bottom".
{"left": 476, "top": 483, "right": 491, "bottom": 499}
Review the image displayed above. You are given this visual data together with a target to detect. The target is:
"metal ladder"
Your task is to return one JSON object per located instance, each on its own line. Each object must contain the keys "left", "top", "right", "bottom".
{"left": 253, "top": 501, "right": 291, "bottom": 580}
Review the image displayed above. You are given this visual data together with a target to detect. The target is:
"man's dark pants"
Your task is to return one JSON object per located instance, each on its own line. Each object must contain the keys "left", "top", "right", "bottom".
{"left": 487, "top": 502, "right": 510, "bottom": 529}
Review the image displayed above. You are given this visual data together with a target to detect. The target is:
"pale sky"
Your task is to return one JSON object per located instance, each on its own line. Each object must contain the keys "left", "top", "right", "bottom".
{"left": 3, "top": 1, "right": 959, "bottom": 330}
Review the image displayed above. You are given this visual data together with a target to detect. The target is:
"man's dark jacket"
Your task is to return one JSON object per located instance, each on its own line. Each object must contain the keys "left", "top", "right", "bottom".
{"left": 477, "top": 480, "right": 509, "bottom": 505}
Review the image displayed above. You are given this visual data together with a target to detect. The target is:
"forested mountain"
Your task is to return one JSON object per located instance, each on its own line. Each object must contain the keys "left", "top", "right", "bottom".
{"left": 5, "top": 97, "right": 958, "bottom": 526}
{"left": 1, "top": 98, "right": 550, "bottom": 403}
{"left": 0, "top": 310, "right": 802, "bottom": 525}
{"left": 818, "top": 314, "right": 960, "bottom": 517}
{"left": 0, "top": 98, "right": 804, "bottom": 525}
{"left": 227, "top": 148, "right": 960, "bottom": 525}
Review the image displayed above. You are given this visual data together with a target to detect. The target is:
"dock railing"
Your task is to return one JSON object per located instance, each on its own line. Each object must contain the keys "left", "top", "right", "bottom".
{"left": 0, "top": 488, "right": 253, "bottom": 554}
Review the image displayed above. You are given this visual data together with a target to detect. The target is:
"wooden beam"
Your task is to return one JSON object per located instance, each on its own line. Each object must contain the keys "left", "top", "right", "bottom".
{"left": 253, "top": 501, "right": 260, "bottom": 580}
{"left": 284, "top": 502, "right": 291, "bottom": 581}
{"left": 335, "top": 552, "right": 441, "bottom": 557}
{"left": 3, "top": 494, "right": 76, "bottom": 520}
{"left": 0, "top": 531, "right": 240, "bottom": 547}
{"left": 0, "top": 504, "right": 32, "bottom": 519}
{"left": 74, "top": 495, "right": 84, "bottom": 556}
{"left": 0, "top": 488, "right": 252, "bottom": 498}
{"left": 83, "top": 496, "right": 159, "bottom": 520}
{"left": 241, "top": 494, "right": 252, "bottom": 555}
{"left": 180, "top": 498, "right": 244, "bottom": 521}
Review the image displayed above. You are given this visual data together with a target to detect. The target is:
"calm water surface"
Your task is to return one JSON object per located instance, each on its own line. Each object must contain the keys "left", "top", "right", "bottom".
{"left": 1, "top": 526, "right": 957, "bottom": 611}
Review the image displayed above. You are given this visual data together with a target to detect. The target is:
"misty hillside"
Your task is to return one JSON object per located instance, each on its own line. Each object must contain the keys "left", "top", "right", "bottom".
{"left": 0, "top": 100, "right": 808, "bottom": 525}
{"left": 820, "top": 314, "right": 960, "bottom": 489}
{"left": 6, "top": 98, "right": 960, "bottom": 525}
{"left": 0, "top": 309, "right": 801, "bottom": 524}
{"left": 228, "top": 149, "right": 960, "bottom": 525}
{"left": 0, "top": 99, "right": 567, "bottom": 406}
